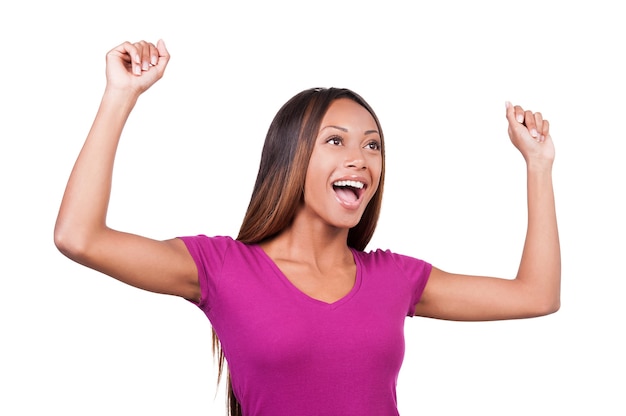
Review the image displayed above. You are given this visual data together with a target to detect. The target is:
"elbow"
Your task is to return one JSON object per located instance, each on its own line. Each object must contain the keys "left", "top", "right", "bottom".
{"left": 529, "top": 293, "right": 561, "bottom": 318}
{"left": 517, "top": 272, "right": 561, "bottom": 318}
{"left": 53, "top": 221, "right": 92, "bottom": 263}
{"left": 549, "top": 296, "right": 561, "bottom": 315}
{"left": 53, "top": 226, "right": 78, "bottom": 260}
{"left": 539, "top": 299, "right": 560, "bottom": 317}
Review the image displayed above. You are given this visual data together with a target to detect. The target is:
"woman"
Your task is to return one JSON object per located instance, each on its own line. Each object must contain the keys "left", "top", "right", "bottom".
{"left": 54, "top": 39, "right": 560, "bottom": 416}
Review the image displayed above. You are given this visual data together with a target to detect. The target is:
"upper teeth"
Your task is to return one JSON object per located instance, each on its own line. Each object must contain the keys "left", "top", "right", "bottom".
{"left": 333, "top": 180, "right": 364, "bottom": 189}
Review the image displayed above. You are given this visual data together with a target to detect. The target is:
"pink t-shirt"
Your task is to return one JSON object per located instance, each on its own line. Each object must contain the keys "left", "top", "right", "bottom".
{"left": 180, "top": 235, "right": 431, "bottom": 416}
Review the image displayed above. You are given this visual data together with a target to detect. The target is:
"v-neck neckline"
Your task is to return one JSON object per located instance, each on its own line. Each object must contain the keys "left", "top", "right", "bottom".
{"left": 253, "top": 245, "right": 362, "bottom": 309}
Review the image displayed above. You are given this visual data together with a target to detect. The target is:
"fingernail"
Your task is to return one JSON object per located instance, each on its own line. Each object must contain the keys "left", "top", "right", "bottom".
{"left": 135, "top": 54, "right": 141, "bottom": 64}
{"left": 134, "top": 65, "right": 141, "bottom": 75}
{"left": 151, "top": 56, "right": 157, "bottom": 65}
{"left": 531, "top": 128, "right": 538, "bottom": 137}
{"left": 516, "top": 114, "right": 524, "bottom": 123}
{"left": 142, "top": 62, "right": 149, "bottom": 70}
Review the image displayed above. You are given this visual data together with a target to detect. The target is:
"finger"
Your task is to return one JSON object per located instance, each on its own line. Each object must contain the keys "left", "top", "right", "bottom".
{"left": 514, "top": 105, "right": 525, "bottom": 124}
{"left": 145, "top": 43, "right": 159, "bottom": 69}
{"left": 533, "top": 112, "right": 544, "bottom": 141}
{"left": 150, "top": 42, "right": 159, "bottom": 66}
{"left": 542, "top": 119, "right": 550, "bottom": 140}
{"left": 116, "top": 41, "right": 142, "bottom": 75}
{"left": 135, "top": 40, "right": 154, "bottom": 72}
{"left": 524, "top": 110, "right": 539, "bottom": 139}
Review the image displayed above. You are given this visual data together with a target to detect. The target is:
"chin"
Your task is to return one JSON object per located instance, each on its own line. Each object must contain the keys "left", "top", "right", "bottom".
{"left": 333, "top": 214, "right": 364, "bottom": 230}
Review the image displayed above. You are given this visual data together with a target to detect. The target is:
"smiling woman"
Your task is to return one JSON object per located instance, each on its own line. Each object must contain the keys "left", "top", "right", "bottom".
{"left": 236, "top": 91, "right": 385, "bottom": 252}
{"left": 54, "top": 39, "right": 560, "bottom": 416}
{"left": 300, "top": 98, "right": 383, "bottom": 232}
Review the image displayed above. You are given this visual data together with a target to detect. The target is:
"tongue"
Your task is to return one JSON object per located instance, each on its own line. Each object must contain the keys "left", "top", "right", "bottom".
{"left": 335, "top": 187, "right": 357, "bottom": 203}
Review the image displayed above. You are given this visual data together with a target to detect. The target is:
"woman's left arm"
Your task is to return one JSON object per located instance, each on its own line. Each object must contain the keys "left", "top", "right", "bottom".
{"left": 415, "top": 102, "right": 560, "bottom": 321}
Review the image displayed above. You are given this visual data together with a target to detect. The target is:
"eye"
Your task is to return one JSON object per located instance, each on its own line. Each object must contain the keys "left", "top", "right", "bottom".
{"left": 326, "top": 136, "right": 343, "bottom": 146}
{"left": 365, "top": 140, "right": 381, "bottom": 151}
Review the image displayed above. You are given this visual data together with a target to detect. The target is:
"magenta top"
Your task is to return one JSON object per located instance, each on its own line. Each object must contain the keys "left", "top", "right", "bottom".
{"left": 180, "top": 235, "right": 431, "bottom": 416}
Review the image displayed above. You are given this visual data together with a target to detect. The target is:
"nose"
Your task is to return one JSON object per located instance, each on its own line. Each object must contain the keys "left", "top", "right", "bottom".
{"left": 344, "top": 149, "right": 366, "bottom": 170}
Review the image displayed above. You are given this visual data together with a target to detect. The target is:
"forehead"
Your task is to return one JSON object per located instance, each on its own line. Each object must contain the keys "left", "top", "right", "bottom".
{"left": 320, "top": 98, "right": 377, "bottom": 131}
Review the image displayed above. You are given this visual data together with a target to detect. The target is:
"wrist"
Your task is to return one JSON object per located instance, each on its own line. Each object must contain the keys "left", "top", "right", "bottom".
{"left": 526, "top": 159, "right": 554, "bottom": 176}
{"left": 103, "top": 84, "right": 141, "bottom": 103}
{"left": 101, "top": 86, "right": 140, "bottom": 113}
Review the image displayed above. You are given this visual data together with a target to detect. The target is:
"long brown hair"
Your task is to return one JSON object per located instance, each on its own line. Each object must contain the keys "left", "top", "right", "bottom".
{"left": 214, "top": 87, "right": 386, "bottom": 415}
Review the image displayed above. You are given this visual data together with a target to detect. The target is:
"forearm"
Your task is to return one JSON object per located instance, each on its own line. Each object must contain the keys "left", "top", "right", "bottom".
{"left": 516, "top": 163, "right": 561, "bottom": 313}
{"left": 416, "top": 104, "right": 561, "bottom": 321}
{"left": 54, "top": 89, "right": 139, "bottom": 253}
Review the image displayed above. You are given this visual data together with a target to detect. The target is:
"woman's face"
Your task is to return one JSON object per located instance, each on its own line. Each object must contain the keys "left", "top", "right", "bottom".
{"left": 301, "top": 98, "right": 382, "bottom": 230}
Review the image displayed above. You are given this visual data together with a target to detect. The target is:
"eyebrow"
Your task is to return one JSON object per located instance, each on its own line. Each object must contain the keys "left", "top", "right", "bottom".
{"left": 322, "top": 125, "right": 380, "bottom": 135}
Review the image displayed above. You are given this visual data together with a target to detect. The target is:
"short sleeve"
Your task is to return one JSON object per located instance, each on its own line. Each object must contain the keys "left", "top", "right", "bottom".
{"left": 178, "top": 235, "right": 232, "bottom": 312}
{"left": 388, "top": 252, "right": 432, "bottom": 316}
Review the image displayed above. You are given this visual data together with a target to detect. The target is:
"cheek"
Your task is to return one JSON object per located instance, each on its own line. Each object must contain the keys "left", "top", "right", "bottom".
{"left": 369, "top": 158, "right": 383, "bottom": 190}
{"left": 303, "top": 162, "right": 328, "bottom": 197}
{"left": 306, "top": 154, "right": 334, "bottom": 183}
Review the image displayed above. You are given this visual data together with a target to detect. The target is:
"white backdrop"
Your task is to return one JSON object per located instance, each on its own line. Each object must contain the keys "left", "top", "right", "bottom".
{"left": 1, "top": 1, "right": 624, "bottom": 415}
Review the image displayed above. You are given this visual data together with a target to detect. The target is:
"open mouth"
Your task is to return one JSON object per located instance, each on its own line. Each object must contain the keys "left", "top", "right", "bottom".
{"left": 332, "top": 180, "right": 366, "bottom": 204}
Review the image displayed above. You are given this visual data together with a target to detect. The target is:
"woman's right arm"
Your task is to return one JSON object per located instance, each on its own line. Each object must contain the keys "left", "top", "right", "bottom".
{"left": 54, "top": 40, "right": 200, "bottom": 302}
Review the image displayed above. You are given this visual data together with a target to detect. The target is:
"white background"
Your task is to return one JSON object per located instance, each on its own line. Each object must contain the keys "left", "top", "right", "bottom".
{"left": 1, "top": 1, "right": 624, "bottom": 415}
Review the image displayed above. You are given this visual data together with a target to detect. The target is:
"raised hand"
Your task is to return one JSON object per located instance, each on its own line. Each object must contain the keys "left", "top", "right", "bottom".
{"left": 105, "top": 39, "right": 170, "bottom": 95}
{"left": 505, "top": 101, "right": 555, "bottom": 168}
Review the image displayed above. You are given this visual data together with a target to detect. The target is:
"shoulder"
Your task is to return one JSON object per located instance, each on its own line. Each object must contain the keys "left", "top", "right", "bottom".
{"left": 177, "top": 235, "right": 262, "bottom": 310}
{"left": 355, "top": 248, "right": 433, "bottom": 312}
{"left": 177, "top": 235, "right": 237, "bottom": 267}
{"left": 353, "top": 247, "right": 432, "bottom": 277}
{"left": 179, "top": 234, "right": 259, "bottom": 253}
{"left": 178, "top": 234, "right": 266, "bottom": 267}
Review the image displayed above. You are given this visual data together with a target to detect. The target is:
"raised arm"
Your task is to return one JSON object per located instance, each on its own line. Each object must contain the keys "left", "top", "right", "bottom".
{"left": 415, "top": 102, "right": 560, "bottom": 321}
{"left": 54, "top": 40, "right": 200, "bottom": 302}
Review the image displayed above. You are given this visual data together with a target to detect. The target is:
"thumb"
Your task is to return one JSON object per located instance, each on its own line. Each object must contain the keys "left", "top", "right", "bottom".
{"left": 156, "top": 39, "right": 170, "bottom": 69}
{"left": 505, "top": 101, "right": 518, "bottom": 125}
{"left": 505, "top": 101, "right": 529, "bottom": 135}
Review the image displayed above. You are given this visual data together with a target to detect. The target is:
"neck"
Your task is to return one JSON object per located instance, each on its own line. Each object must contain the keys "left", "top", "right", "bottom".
{"left": 260, "top": 214, "right": 353, "bottom": 270}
